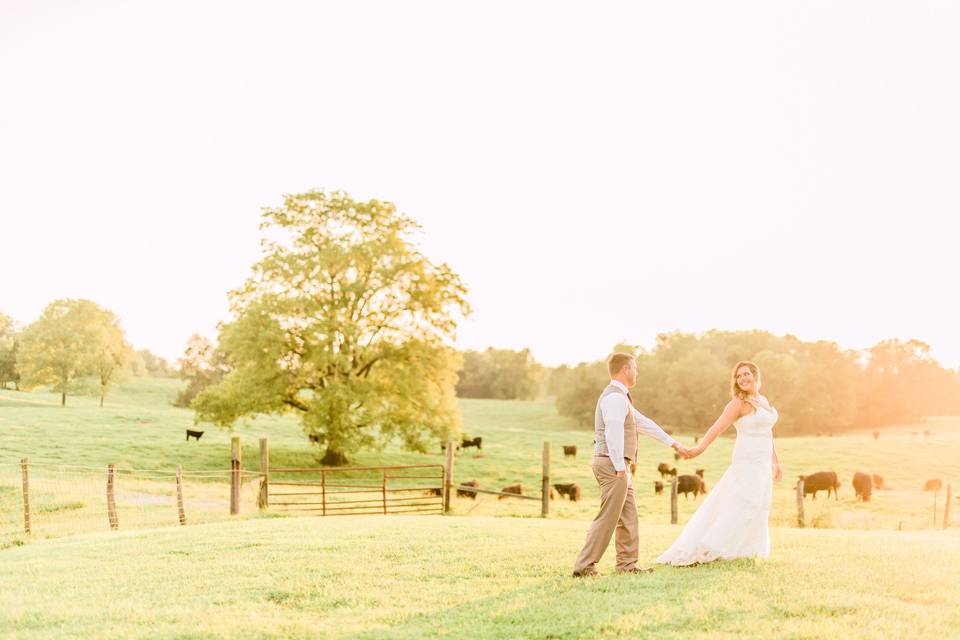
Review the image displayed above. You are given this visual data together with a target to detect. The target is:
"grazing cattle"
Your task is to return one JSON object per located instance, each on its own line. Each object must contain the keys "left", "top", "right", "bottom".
{"left": 797, "top": 471, "right": 840, "bottom": 500}
{"left": 872, "top": 474, "right": 885, "bottom": 490}
{"left": 853, "top": 471, "right": 873, "bottom": 502}
{"left": 872, "top": 431, "right": 880, "bottom": 440}
{"left": 677, "top": 474, "right": 707, "bottom": 499}
{"left": 457, "top": 479, "right": 479, "bottom": 498}
{"left": 461, "top": 436, "right": 482, "bottom": 451}
{"left": 911, "top": 432, "right": 918, "bottom": 436}
{"left": 674, "top": 452, "right": 682, "bottom": 461}
{"left": 308, "top": 434, "right": 320, "bottom": 444}
{"left": 654, "top": 481, "right": 664, "bottom": 495}
{"left": 668, "top": 467, "right": 677, "bottom": 477}
{"left": 553, "top": 483, "right": 581, "bottom": 501}
{"left": 426, "top": 487, "right": 442, "bottom": 497}
{"left": 657, "top": 463, "right": 672, "bottom": 479}
{"left": 923, "top": 430, "right": 932, "bottom": 436}
{"left": 499, "top": 483, "right": 523, "bottom": 500}
{"left": 185, "top": 429, "right": 204, "bottom": 442}
{"left": 924, "top": 479, "right": 942, "bottom": 492}
{"left": 563, "top": 445, "right": 577, "bottom": 458}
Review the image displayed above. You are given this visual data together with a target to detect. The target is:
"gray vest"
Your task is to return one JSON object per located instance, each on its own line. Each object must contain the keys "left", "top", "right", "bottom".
{"left": 593, "top": 383, "right": 638, "bottom": 461}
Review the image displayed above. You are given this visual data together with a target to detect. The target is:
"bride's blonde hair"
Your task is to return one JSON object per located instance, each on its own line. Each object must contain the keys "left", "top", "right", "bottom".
{"left": 730, "top": 360, "right": 761, "bottom": 401}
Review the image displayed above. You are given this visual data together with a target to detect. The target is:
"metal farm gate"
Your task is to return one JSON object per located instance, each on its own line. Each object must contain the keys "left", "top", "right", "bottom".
{"left": 264, "top": 464, "right": 444, "bottom": 516}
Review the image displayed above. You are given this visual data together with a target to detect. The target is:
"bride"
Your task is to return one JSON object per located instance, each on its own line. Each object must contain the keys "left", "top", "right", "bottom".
{"left": 657, "top": 360, "right": 782, "bottom": 566}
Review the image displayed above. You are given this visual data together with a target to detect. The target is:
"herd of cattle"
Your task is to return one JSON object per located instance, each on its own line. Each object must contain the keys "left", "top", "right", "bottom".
{"left": 436, "top": 439, "right": 950, "bottom": 507}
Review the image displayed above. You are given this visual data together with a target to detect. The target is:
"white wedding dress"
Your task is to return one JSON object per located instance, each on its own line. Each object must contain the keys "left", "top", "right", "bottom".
{"left": 657, "top": 401, "right": 777, "bottom": 566}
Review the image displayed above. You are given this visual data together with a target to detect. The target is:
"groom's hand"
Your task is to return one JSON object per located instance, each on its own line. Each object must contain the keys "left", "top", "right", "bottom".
{"left": 671, "top": 442, "right": 688, "bottom": 458}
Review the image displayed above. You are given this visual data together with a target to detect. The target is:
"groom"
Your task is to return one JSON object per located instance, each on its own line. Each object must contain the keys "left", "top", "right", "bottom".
{"left": 572, "top": 352, "right": 690, "bottom": 576}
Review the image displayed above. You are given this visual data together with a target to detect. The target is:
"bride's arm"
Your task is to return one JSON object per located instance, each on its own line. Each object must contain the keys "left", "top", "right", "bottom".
{"left": 689, "top": 398, "right": 743, "bottom": 457}
{"left": 771, "top": 442, "right": 782, "bottom": 481}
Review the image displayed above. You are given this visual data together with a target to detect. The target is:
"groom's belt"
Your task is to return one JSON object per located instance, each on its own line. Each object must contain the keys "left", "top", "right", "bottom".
{"left": 593, "top": 454, "right": 634, "bottom": 462}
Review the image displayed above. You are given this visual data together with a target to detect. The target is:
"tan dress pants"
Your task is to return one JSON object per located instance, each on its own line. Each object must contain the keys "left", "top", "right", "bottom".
{"left": 572, "top": 456, "right": 639, "bottom": 574}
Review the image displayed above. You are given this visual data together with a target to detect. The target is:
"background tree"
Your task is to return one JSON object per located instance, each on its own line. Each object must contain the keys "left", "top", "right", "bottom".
{"left": 555, "top": 360, "right": 608, "bottom": 426}
{"left": 17, "top": 299, "right": 104, "bottom": 405}
{"left": 174, "top": 335, "right": 230, "bottom": 408}
{"left": 0, "top": 313, "right": 20, "bottom": 390}
{"left": 91, "top": 309, "right": 133, "bottom": 407}
{"left": 456, "top": 347, "right": 544, "bottom": 400}
{"left": 137, "top": 349, "right": 176, "bottom": 378}
{"left": 192, "top": 190, "right": 470, "bottom": 465}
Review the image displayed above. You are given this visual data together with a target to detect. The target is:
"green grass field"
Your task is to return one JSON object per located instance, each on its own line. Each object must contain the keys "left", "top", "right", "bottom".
{"left": 1, "top": 515, "right": 958, "bottom": 639}
{"left": 2, "top": 378, "right": 959, "bottom": 638}
{"left": 1, "top": 378, "right": 959, "bottom": 540}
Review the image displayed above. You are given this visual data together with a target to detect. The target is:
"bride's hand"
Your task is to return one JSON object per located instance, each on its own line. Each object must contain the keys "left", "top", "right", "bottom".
{"left": 772, "top": 464, "right": 782, "bottom": 482}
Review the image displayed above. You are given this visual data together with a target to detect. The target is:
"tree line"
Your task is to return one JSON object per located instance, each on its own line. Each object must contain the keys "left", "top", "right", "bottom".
{"left": 0, "top": 305, "right": 175, "bottom": 406}
{"left": 549, "top": 331, "right": 960, "bottom": 434}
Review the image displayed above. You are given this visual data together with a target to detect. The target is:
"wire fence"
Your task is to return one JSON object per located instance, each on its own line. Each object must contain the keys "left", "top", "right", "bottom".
{"left": 0, "top": 460, "right": 261, "bottom": 547}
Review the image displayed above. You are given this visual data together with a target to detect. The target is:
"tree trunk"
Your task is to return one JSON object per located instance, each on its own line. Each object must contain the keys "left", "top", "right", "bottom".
{"left": 320, "top": 448, "right": 348, "bottom": 466}
{"left": 61, "top": 389, "right": 66, "bottom": 406}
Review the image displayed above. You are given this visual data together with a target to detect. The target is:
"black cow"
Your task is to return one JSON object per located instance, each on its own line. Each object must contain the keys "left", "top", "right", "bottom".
{"left": 677, "top": 474, "right": 707, "bottom": 499}
{"left": 462, "top": 437, "right": 482, "bottom": 451}
{"left": 553, "top": 482, "right": 581, "bottom": 501}
{"left": 185, "top": 429, "right": 204, "bottom": 442}
{"left": 657, "top": 463, "right": 671, "bottom": 478}
{"left": 425, "top": 487, "right": 442, "bottom": 497}
{"left": 797, "top": 471, "right": 840, "bottom": 500}
{"left": 853, "top": 472, "right": 873, "bottom": 502}
{"left": 563, "top": 445, "right": 577, "bottom": 458}
{"left": 654, "top": 481, "right": 664, "bottom": 495}
{"left": 457, "top": 479, "right": 479, "bottom": 498}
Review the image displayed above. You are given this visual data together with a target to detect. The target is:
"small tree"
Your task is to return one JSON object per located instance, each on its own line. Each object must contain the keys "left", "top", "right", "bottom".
{"left": 174, "top": 335, "right": 229, "bottom": 408}
{"left": 92, "top": 309, "right": 133, "bottom": 407}
{"left": 0, "top": 313, "right": 19, "bottom": 390}
{"left": 192, "top": 190, "right": 470, "bottom": 465}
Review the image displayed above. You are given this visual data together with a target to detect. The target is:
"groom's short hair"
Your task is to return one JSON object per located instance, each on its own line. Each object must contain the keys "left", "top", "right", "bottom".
{"left": 607, "top": 352, "right": 635, "bottom": 377}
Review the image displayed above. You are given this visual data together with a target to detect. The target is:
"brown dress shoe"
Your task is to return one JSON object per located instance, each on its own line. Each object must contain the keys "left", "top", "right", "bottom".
{"left": 616, "top": 566, "right": 654, "bottom": 574}
{"left": 571, "top": 568, "right": 599, "bottom": 578}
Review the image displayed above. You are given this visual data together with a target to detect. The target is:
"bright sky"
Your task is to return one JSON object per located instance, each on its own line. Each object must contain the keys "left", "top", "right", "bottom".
{"left": 2, "top": 1, "right": 958, "bottom": 369}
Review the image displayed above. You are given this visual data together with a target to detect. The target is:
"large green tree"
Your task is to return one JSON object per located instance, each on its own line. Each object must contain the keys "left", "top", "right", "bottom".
{"left": 17, "top": 299, "right": 123, "bottom": 406}
{"left": 192, "top": 190, "right": 470, "bottom": 465}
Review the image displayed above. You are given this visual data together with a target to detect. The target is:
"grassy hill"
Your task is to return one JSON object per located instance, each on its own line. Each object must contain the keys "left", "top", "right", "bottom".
{"left": 1, "top": 515, "right": 957, "bottom": 639}
{"left": 1, "top": 378, "right": 959, "bottom": 543}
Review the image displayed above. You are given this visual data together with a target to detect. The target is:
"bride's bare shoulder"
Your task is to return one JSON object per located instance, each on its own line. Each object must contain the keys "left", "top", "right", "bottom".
{"left": 725, "top": 397, "right": 747, "bottom": 416}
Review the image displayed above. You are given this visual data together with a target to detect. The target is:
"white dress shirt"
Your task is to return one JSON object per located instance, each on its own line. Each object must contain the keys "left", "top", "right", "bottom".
{"left": 601, "top": 380, "right": 677, "bottom": 472}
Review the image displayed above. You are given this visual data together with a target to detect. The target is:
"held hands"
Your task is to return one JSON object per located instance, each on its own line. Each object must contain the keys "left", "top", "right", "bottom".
{"left": 672, "top": 442, "right": 700, "bottom": 460}
{"left": 772, "top": 464, "right": 782, "bottom": 482}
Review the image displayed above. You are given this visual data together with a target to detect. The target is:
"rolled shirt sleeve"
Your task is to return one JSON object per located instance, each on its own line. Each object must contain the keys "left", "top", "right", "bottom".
{"left": 632, "top": 407, "right": 677, "bottom": 448}
{"left": 600, "top": 394, "right": 628, "bottom": 472}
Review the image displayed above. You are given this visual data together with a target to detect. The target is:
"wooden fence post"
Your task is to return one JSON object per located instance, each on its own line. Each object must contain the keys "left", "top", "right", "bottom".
{"left": 382, "top": 470, "right": 388, "bottom": 515}
{"left": 444, "top": 441, "right": 455, "bottom": 513}
{"left": 20, "top": 458, "right": 30, "bottom": 535}
{"left": 796, "top": 478, "right": 805, "bottom": 528}
{"left": 106, "top": 464, "right": 119, "bottom": 530}
{"left": 670, "top": 476, "right": 678, "bottom": 524}
{"left": 944, "top": 484, "right": 952, "bottom": 529}
{"left": 230, "top": 436, "right": 241, "bottom": 515}
{"left": 321, "top": 469, "right": 327, "bottom": 516}
{"left": 258, "top": 437, "right": 269, "bottom": 510}
{"left": 176, "top": 464, "right": 186, "bottom": 525}
{"left": 541, "top": 442, "right": 550, "bottom": 518}
{"left": 933, "top": 488, "right": 939, "bottom": 527}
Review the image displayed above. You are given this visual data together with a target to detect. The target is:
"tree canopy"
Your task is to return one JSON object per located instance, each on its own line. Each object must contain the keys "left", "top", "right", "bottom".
{"left": 192, "top": 190, "right": 470, "bottom": 464}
